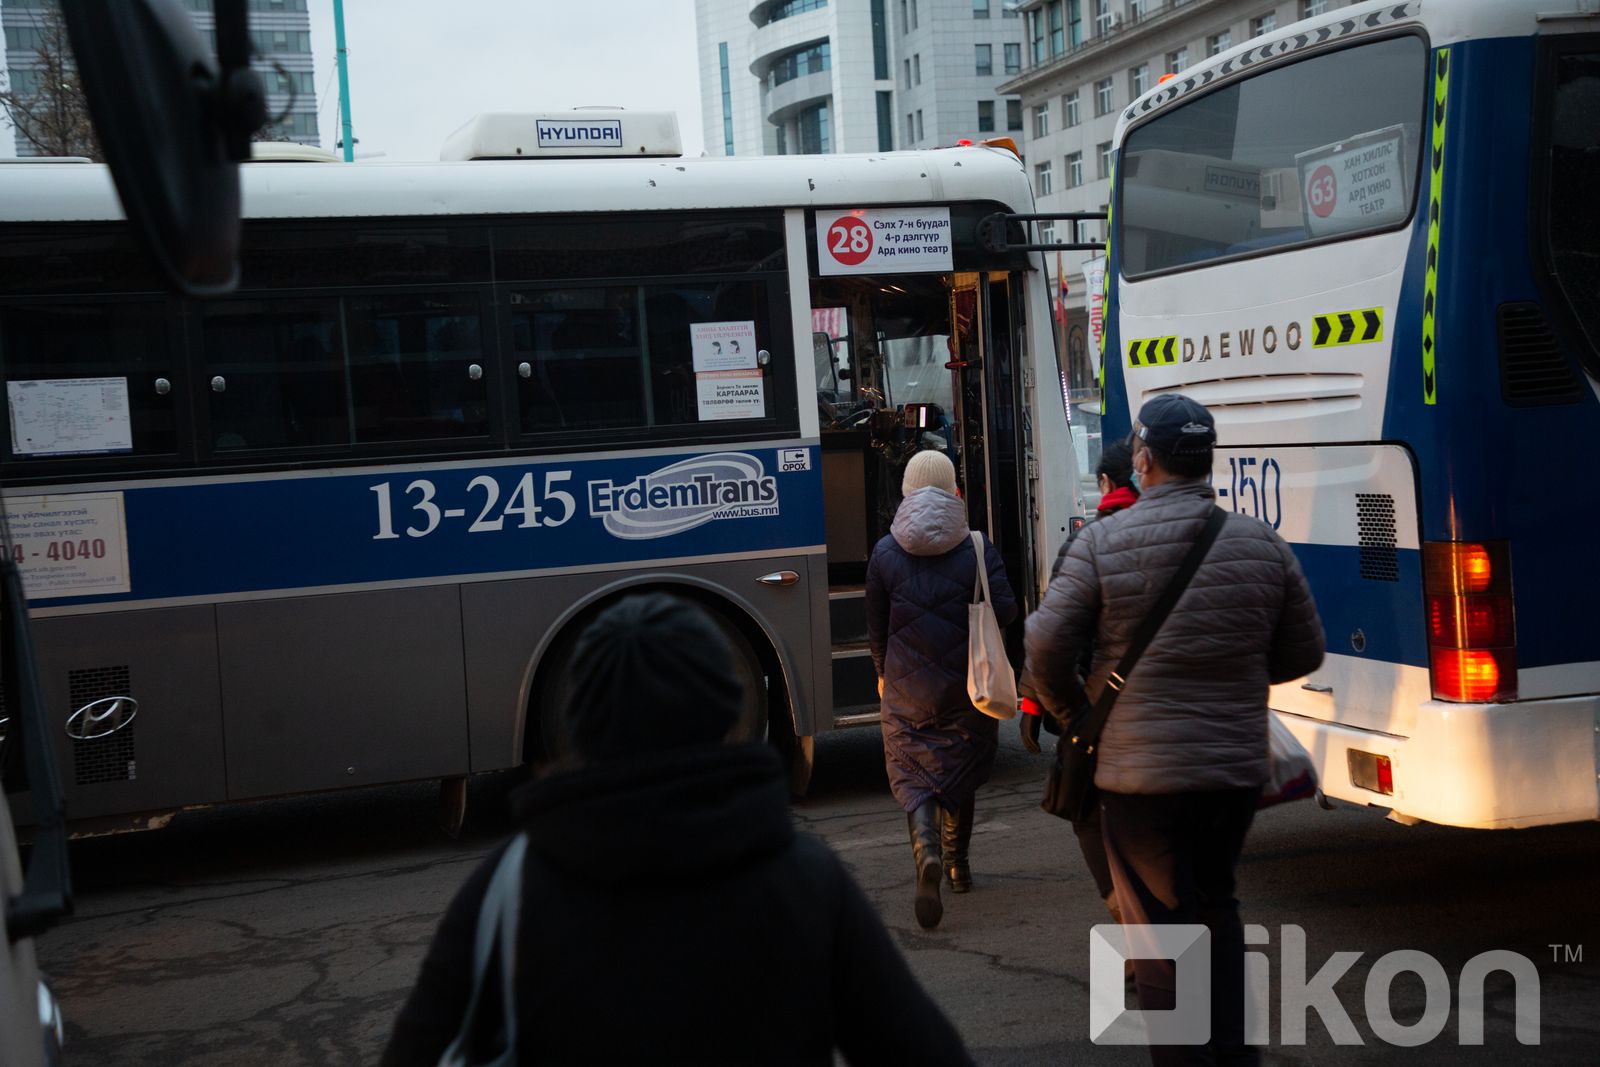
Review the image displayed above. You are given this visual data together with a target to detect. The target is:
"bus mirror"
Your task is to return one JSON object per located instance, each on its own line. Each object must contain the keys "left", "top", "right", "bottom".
{"left": 61, "top": 0, "right": 267, "bottom": 297}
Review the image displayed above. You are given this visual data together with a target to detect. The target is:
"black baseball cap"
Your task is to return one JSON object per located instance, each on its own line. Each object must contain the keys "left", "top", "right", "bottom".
{"left": 1131, "top": 394, "right": 1217, "bottom": 456}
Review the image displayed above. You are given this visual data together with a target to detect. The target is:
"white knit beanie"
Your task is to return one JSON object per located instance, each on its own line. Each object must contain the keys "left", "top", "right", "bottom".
{"left": 902, "top": 450, "right": 959, "bottom": 496}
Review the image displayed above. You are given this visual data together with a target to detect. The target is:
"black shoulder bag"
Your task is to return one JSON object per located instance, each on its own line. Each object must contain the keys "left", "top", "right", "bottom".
{"left": 1040, "top": 506, "right": 1227, "bottom": 822}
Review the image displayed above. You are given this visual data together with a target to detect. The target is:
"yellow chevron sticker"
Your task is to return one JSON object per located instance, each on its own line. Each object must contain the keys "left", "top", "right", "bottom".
{"left": 1126, "top": 336, "right": 1178, "bottom": 368}
{"left": 1312, "top": 307, "right": 1384, "bottom": 347}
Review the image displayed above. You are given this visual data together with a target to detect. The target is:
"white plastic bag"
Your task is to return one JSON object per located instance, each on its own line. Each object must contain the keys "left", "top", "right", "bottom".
{"left": 1260, "top": 714, "right": 1317, "bottom": 808}
{"left": 966, "top": 531, "right": 1018, "bottom": 720}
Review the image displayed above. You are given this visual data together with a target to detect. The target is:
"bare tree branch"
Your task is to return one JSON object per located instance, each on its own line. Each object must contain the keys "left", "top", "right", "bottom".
{"left": 0, "top": 4, "right": 101, "bottom": 159}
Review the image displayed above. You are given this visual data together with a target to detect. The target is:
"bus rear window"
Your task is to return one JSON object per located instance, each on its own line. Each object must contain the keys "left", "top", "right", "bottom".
{"left": 1543, "top": 46, "right": 1600, "bottom": 367}
{"left": 1119, "top": 34, "right": 1427, "bottom": 278}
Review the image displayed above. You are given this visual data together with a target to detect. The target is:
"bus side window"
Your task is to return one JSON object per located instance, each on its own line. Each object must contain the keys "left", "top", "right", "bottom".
{"left": 203, "top": 298, "right": 347, "bottom": 451}
{"left": 1, "top": 302, "right": 176, "bottom": 460}
{"left": 344, "top": 293, "right": 490, "bottom": 443}
{"left": 513, "top": 287, "right": 648, "bottom": 434}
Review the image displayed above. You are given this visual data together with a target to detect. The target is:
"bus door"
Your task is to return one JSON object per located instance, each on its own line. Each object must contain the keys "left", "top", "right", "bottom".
{"left": 811, "top": 271, "right": 1007, "bottom": 717}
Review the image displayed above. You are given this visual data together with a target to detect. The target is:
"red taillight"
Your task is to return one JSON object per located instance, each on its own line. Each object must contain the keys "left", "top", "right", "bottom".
{"left": 1423, "top": 541, "right": 1515, "bottom": 703}
{"left": 1375, "top": 756, "right": 1394, "bottom": 795}
{"left": 1426, "top": 594, "right": 1514, "bottom": 648}
{"left": 1430, "top": 647, "right": 1517, "bottom": 702}
{"left": 1348, "top": 750, "right": 1394, "bottom": 796}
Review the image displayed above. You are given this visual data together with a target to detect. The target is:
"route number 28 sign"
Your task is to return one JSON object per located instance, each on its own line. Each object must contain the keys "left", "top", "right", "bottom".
{"left": 815, "top": 207, "right": 954, "bottom": 275}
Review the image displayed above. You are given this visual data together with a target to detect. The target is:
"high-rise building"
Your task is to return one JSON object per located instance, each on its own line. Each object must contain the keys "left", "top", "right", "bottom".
{"left": 696, "top": 0, "right": 1026, "bottom": 157}
{"left": 1, "top": 0, "right": 320, "bottom": 156}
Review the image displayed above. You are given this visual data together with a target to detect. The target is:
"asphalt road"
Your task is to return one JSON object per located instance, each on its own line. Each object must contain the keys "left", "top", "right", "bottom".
{"left": 34, "top": 723, "right": 1600, "bottom": 1066}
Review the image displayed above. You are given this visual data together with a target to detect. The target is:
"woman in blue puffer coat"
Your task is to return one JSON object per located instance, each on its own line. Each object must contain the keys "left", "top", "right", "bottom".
{"left": 866, "top": 450, "right": 1017, "bottom": 930}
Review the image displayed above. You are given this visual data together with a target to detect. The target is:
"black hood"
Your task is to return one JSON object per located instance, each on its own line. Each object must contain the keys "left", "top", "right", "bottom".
{"left": 510, "top": 743, "right": 793, "bottom": 886}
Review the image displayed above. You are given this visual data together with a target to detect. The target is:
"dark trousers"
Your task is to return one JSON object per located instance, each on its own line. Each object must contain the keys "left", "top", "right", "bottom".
{"left": 1101, "top": 787, "right": 1262, "bottom": 1067}
{"left": 1072, "top": 804, "right": 1116, "bottom": 901}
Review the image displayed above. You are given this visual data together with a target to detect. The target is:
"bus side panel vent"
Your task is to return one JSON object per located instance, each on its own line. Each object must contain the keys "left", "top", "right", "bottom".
{"left": 68, "top": 665, "right": 137, "bottom": 786}
{"left": 1498, "top": 303, "right": 1583, "bottom": 406}
{"left": 1355, "top": 494, "right": 1399, "bottom": 583}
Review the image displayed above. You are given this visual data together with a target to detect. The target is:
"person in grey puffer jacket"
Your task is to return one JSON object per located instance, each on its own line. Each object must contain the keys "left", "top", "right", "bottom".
{"left": 1022, "top": 394, "right": 1323, "bottom": 1067}
{"left": 867, "top": 449, "right": 1017, "bottom": 931}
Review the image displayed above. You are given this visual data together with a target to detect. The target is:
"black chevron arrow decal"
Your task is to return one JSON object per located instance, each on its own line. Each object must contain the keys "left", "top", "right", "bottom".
{"left": 1314, "top": 317, "right": 1332, "bottom": 346}
{"left": 1362, "top": 309, "right": 1381, "bottom": 340}
{"left": 1162, "top": 337, "right": 1176, "bottom": 363}
{"left": 1337, "top": 313, "right": 1356, "bottom": 343}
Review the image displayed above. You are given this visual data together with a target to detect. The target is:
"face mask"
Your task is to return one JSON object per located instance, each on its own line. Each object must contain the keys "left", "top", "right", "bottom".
{"left": 1126, "top": 469, "right": 1139, "bottom": 491}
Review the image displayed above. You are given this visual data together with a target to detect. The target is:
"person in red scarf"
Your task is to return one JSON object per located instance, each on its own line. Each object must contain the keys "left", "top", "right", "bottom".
{"left": 1018, "top": 439, "right": 1139, "bottom": 926}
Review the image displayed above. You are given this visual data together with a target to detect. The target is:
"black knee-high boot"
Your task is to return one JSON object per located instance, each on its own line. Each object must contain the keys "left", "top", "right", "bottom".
{"left": 942, "top": 796, "right": 975, "bottom": 893}
{"left": 906, "top": 800, "right": 943, "bottom": 929}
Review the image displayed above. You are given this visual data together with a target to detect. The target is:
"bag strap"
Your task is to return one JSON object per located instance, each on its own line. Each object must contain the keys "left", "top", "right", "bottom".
{"left": 438, "top": 833, "right": 527, "bottom": 1066}
{"left": 969, "top": 530, "right": 991, "bottom": 606}
{"left": 1059, "top": 505, "right": 1228, "bottom": 745}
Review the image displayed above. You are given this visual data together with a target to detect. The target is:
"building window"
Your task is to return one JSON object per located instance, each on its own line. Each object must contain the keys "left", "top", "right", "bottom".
{"left": 765, "top": 0, "right": 828, "bottom": 24}
{"left": 976, "top": 44, "right": 993, "bottom": 75}
{"left": 1130, "top": 63, "right": 1149, "bottom": 99}
{"left": 1208, "top": 30, "right": 1232, "bottom": 56}
{"left": 1097, "top": 140, "right": 1113, "bottom": 180}
{"left": 1004, "top": 43, "right": 1021, "bottom": 74}
{"left": 1063, "top": 90, "right": 1081, "bottom": 127}
{"left": 1032, "top": 103, "right": 1050, "bottom": 138}
{"left": 1007, "top": 99, "right": 1024, "bottom": 130}
{"left": 1167, "top": 46, "right": 1189, "bottom": 75}
{"left": 1130, "top": 0, "right": 1149, "bottom": 17}
{"left": 776, "top": 124, "right": 788, "bottom": 154}
{"left": 906, "top": 113, "right": 915, "bottom": 144}
{"left": 1002, "top": 0, "right": 1018, "bottom": 16}
{"left": 911, "top": 0, "right": 918, "bottom": 30}
{"left": 872, "top": 0, "right": 890, "bottom": 79}
{"left": 798, "top": 101, "right": 831, "bottom": 154}
{"left": 1067, "top": 0, "right": 1083, "bottom": 48}
{"left": 916, "top": 109, "right": 924, "bottom": 140}
{"left": 1302, "top": 0, "right": 1329, "bottom": 15}
{"left": 914, "top": 54, "right": 922, "bottom": 84}
{"left": 1048, "top": 0, "right": 1065, "bottom": 56}
{"left": 770, "top": 42, "right": 830, "bottom": 88}
{"left": 904, "top": 58, "right": 912, "bottom": 87}
{"left": 1251, "top": 13, "right": 1277, "bottom": 37}
{"left": 1039, "top": 221, "right": 1056, "bottom": 245}
{"left": 876, "top": 90, "right": 894, "bottom": 150}
{"left": 1095, "top": 77, "right": 1114, "bottom": 116}
{"left": 900, "top": 0, "right": 908, "bottom": 33}
{"left": 978, "top": 100, "right": 996, "bottom": 132}
{"left": 974, "top": 0, "right": 990, "bottom": 17}
{"left": 1036, "top": 162, "right": 1054, "bottom": 196}
{"left": 718, "top": 43, "right": 734, "bottom": 156}
{"left": 1094, "top": 0, "right": 1112, "bottom": 36}
{"left": 1067, "top": 151, "right": 1083, "bottom": 187}
{"left": 1029, "top": 9, "right": 1046, "bottom": 65}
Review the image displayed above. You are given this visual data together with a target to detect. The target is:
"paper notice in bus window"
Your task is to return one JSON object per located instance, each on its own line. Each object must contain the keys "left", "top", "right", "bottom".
{"left": 696, "top": 370, "right": 765, "bottom": 421}
{"left": 1, "top": 492, "right": 131, "bottom": 598}
{"left": 1295, "top": 125, "right": 1410, "bottom": 239}
{"left": 6, "top": 377, "right": 134, "bottom": 456}
{"left": 691, "top": 321, "right": 759, "bottom": 373}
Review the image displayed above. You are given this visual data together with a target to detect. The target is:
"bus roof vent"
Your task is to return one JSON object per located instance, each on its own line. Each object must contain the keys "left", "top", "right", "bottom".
{"left": 440, "top": 110, "right": 682, "bottom": 161}
{"left": 1497, "top": 302, "right": 1583, "bottom": 406}
{"left": 248, "top": 142, "right": 341, "bottom": 163}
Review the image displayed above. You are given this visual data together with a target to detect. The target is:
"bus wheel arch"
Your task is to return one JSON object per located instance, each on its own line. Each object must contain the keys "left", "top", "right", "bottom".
{"left": 518, "top": 576, "right": 805, "bottom": 778}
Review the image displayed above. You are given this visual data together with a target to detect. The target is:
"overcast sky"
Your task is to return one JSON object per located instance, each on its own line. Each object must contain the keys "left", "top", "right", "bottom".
{"left": 306, "top": 0, "right": 707, "bottom": 160}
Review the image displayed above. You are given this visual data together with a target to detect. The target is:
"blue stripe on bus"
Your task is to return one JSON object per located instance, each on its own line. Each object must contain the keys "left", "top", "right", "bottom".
{"left": 1289, "top": 542, "right": 1428, "bottom": 669}
{"left": 30, "top": 445, "right": 826, "bottom": 608}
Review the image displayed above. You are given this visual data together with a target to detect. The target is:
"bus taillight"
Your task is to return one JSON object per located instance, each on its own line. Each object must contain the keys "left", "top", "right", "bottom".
{"left": 1423, "top": 541, "right": 1516, "bottom": 702}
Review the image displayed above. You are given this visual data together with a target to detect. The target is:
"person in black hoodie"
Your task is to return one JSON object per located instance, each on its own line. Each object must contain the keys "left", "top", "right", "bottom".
{"left": 381, "top": 593, "right": 972, "bottom": 1067}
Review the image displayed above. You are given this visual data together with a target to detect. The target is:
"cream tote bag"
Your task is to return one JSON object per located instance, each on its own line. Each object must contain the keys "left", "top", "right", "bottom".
{"left": 967, "top": 531, "right": 1018, "bottom": 720}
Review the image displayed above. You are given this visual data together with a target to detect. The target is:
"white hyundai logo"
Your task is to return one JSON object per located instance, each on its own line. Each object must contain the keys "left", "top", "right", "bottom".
{"left": 65, "top": 696, "right": 138, "bottom": 741}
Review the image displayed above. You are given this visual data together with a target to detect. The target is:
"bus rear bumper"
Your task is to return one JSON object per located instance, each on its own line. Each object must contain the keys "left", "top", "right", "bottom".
{"left": 1273, "top": 696, "right": 1600, "bottom": 829}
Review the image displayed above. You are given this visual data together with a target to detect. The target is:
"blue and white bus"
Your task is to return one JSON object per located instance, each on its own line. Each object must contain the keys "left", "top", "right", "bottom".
{"left": 0, "top": 113, "right": 1083, "bottom": 830}
{"left": 1096, "top": 0, "right": 1599, "bottom": 828}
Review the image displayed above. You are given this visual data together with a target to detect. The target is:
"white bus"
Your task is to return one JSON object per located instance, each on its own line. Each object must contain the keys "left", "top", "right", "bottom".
{"left": 1097, "top": 0, "right": 1599, "bottom": 828}
{"left": 0, "top": 112, "right": 1083, "bottom": 830}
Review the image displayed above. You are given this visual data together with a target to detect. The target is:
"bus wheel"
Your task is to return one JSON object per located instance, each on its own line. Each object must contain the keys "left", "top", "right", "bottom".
{"left": 706, "top": 613, "right": 769, "bottom": 746}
